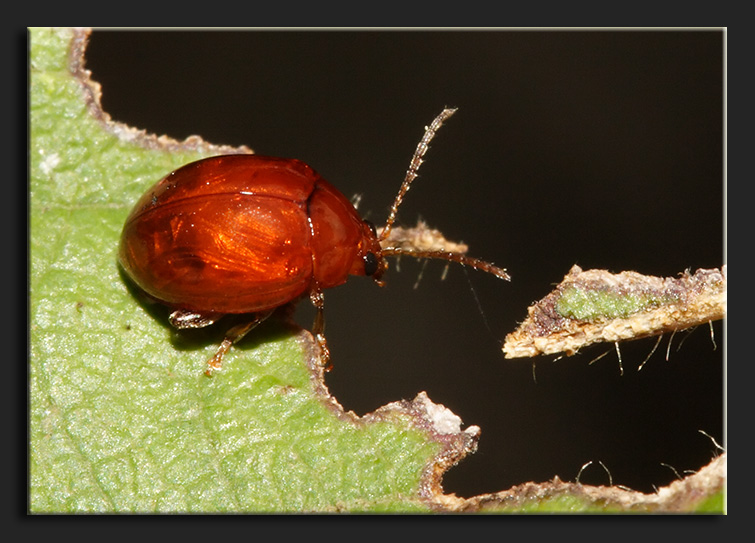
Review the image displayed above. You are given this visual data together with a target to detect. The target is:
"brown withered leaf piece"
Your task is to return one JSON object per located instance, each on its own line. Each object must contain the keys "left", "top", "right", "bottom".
{"left": 503, "top": 265, "right": 726, "bottom": 359}
{"left": 378, "top": 220, "right": 469, "bottom": 254}
{"left": 455, "top": 452, "right": 726, "bottom": 513}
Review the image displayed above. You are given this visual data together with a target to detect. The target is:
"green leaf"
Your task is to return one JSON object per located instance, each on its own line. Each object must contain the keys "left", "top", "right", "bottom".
{"left": 29, "top": 27, "right": 467, "bottom": 513}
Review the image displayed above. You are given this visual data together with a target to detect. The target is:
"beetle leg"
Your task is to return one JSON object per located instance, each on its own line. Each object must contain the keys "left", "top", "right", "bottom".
{"left": 309, "top": 290, "right": 331, "bottom": 369}
{"left": 169, "top": 309, "right": 222, "bottom": 329}
{"left": 205, "top": 310, "right": 274, "bottom": 377}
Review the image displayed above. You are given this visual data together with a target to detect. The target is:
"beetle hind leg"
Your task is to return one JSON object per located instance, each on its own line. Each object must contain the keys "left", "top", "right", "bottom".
{"left": 205, "top": 310, "right": 274, "bottom": 377}
{"left": 169, "top": 309, "right": 222, "bottom": 329}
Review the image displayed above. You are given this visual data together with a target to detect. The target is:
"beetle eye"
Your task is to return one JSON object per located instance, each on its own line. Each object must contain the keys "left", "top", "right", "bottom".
{"left": 364, "top": 220, "right": 377, "bottom": 236}
{"left": 363, "top": 252, "right": 379, "bottom": 276}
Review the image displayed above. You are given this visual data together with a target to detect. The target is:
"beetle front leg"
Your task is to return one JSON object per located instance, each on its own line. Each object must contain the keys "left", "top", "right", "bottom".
{"left": 309, "top": 289, "right": 331, "bottom": 369}
{"left": 205, "top": 310, "right": 273, "bottom": 377}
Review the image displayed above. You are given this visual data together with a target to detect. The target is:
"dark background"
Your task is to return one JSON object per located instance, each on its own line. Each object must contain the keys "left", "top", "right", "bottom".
{"left": 85, "top": 30, "right": 725, "bottom": 499}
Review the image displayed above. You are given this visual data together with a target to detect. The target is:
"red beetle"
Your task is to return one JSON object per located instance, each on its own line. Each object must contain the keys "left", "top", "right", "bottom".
{"left": 119, "top": 109, "right": 510, "bottom": 375}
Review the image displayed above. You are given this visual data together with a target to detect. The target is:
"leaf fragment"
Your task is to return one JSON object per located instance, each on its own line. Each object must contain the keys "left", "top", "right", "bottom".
{"left": 503, "top": 265, "right": 726, "bottom": 359}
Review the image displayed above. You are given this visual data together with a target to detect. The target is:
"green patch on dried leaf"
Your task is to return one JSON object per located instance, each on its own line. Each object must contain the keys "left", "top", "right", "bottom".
{"left": 555, "top": 286, "right": 675, "bottom": 321}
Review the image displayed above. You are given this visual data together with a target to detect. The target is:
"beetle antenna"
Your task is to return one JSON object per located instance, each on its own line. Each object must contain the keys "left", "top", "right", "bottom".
{"left": 379, "top": 108, "right": 458, "bottom": 242}
{"left": 380, "top": 247, "right": 511, "bottom": 281}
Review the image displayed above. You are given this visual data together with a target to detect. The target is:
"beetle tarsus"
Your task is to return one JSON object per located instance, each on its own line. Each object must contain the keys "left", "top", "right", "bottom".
{"left": 204, "top": 311, "right": 273, "bottom": 376}
{"left": 205, "top": 337, "right": 234, "bottom": 377}
{"left": 315, "top": 332, "right": 332, "bottom": 370}
{"left": 170, "top": 309, "right": 221, "bottom": 329}
{"left": 308, "top": 289, "right": 332, "bottom": 369}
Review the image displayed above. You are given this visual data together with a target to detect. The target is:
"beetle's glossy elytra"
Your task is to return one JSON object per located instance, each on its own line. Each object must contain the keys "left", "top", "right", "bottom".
{"left": 119, "top": 109, "right": 510, "bottom": 375}
{"left": 120, "top": 154, "right": 384, "bottom": 316}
